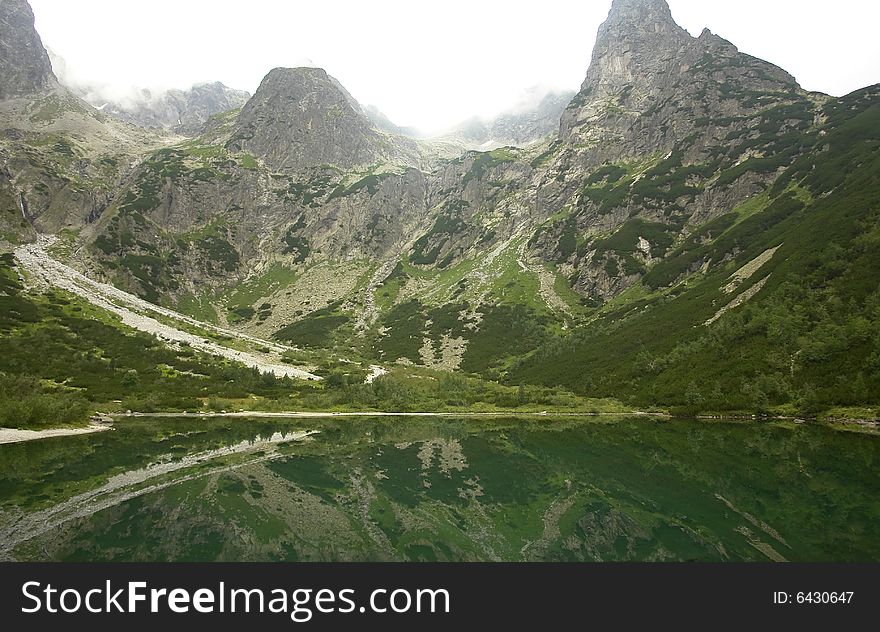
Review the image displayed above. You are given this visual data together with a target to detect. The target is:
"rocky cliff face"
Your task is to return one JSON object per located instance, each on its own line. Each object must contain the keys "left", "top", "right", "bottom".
{"left": 0, "top": 0, "right": 56, "bottom": 99}
{"left": 527, "top": 0, "right": 816, "bottom": 300}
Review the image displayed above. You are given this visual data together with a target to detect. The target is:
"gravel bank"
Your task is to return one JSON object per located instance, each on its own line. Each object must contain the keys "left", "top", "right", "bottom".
{"left": 14, "top": 237, "right": 320, "bottom": 381}
{"left": 0, "top": 424, "right": 111, "bottom": 445}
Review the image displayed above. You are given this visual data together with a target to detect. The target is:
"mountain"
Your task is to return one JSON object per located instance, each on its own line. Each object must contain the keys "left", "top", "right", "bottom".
{"left": 227, "top": 67, "right": 420, "bottom": 172}
{"left": 446, "top": 89, "right": 576, "bottom": 149}
{"left": 3, "top": 0, "right": 879, "bottom": 418}
{"left": 47, "top": 50, "right": 250, "bottom": 135}
{"left": 74, "top": 65, "right": 431, "bottom": 310}
{"left": 559, "top": 0, "right": 798, "bottom": 160}
{"left": 0, "top": 0, "right": 56, "bottom": 99}
{"left": 0, "top": 0, "right": 169, "bottom": 246}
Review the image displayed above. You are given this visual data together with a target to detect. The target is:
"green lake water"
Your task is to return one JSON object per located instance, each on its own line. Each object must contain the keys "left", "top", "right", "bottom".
{"left": 0, "top": 416, "right": 877, "bottom": 561}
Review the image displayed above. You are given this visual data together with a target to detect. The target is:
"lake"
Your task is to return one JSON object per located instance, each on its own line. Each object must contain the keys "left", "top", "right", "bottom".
{"left": 0, "top": 416, "right": 877, "bottom": 561}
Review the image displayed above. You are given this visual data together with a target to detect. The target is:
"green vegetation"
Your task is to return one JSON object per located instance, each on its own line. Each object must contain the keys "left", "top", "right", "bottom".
{"left": 225, "top": 263, "right": 298, "bottom": 313}
{"left": 27, "top": 93, "right": 92, "bottom": 123}
{"left": 585, "top": 164, "right": 627, "bottom": 186}
{"left": 118, "top": 252, "right": 180, "bottom": 304}
{"left": 274, "top": 302, "right": 350, "bottom": 348}
{"left": 530, "top": 141, "right": 562, "bottom": 168}
{"left": 175, "top": 293, "right": 218, "bottom": 324}
{"left": 282, "top": 226, "right": 311, "bottom": 263}
{"left": 303, "top": 368, "right": 607, "bottom": 412}
{"left": 410, "top": 202, "right": 468, "bottom": 265}
{"left": 375, "top": 300, "right": 424, "bottom": 363}
{"left": 0, "top": 373, "right": 90, "bottom": 428}
{"left": 327, "top": 173, "right": 393, "bottom": 201}
{"left": 556, "top": 218, "right": 578, "bottom": 262}
{"left": 196, "top": 235, "right": 239, "bottom": 273}
{"left": 461, "top": 149, "right": 518, "bottom": 187}
{"left": 275, "top": 174, "right": 336, "bottom": 207}
{"left": 460, "top": 304, "right": 550, "bottom": 376}
{"left": 0, "top": 249, "right": 602, "bottom": 424}
{"left": 374, "top": 298, "right": 551, "bottom": 377}
{"left": 0, "top": 254, "right": 302, "bottom": 427}
{"left": 587, "top": 218, "right": 679, "bottom": 277}
{"left": 374, "top": 262, "right": 408, "bottom": 311}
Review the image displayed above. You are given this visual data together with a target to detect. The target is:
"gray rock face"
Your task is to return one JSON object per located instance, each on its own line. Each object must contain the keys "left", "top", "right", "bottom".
{"left": 0, "top": 3, "right": 172, "bottom": 243}
{"left": 578, "top": 0, "right": 690, "bottom": 103}
{"left": 524, "top": 0, "right": 813, "bottom": 300}
{"left": 91, "top": 82, "right": 251, "bottom": 136}
{"left": 489, "top": 91, "right": 576, "bottom": 146}
{"left": 0, "top": 0, "right": 56, "bottom": 99}
{"left": 228, "top": 67, "right": 399, "bottom": 172}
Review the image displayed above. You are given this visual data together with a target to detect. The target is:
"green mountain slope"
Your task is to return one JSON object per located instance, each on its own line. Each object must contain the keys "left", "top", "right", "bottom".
{"left": 509, "top": 86, "right": 880, "bottom": 416}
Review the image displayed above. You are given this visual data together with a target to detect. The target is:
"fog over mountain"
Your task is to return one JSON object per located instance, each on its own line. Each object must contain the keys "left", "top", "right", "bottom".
{"left": 27, "top": 0, "right": 880, "bottom": 132}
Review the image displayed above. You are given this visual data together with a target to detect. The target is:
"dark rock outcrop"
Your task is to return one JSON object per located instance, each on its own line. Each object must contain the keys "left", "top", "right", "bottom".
{"left": 0, "top": 0, "right": 56, "bottom": 99}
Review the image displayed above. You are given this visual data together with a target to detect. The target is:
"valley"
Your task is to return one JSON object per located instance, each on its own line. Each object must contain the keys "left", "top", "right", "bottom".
{"left": 0, "top": 0, "right": 878, "bottom": 563}
{"left": 1, "top": 0, "right": 878, "bottom": 424}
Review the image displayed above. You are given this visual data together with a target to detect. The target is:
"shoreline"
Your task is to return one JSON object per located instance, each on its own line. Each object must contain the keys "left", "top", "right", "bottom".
{"left": 0, "top": 423, "right": 112, "bottom": 445}
{"left": 114, "top": 410, "right": 665, "bottom": 419}
{"left": 113, "top": 410, "right": 879, "bottom": 430}
{"left": 2, "top": 411, "right": 874, "bottom": 447}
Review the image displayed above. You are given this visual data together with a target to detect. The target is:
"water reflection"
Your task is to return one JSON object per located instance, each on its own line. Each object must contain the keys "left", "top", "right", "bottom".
{"left": 0, "top": 417, "right": 877, "bottom": 562}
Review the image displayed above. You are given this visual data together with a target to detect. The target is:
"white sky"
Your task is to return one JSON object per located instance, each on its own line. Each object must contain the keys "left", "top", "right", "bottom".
{"left": 29, "top": 0, "right": 880, "bottom": 134}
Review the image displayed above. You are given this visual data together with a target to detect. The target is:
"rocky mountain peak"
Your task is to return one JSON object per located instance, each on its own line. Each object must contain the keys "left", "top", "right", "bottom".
{"left": 559, "top": 0, "right": 800, "bottom": 152}
{"left": 227, "top": 67, "right": 395, "bottom": 172}
{"left": 606, "top": 0, "right": 678, "bottom": 29}
{"left": 0, "top": 0, "right": 57, "bottom": 99}
{"left": 579, "top": 0, "right": 689, "bottom": 100}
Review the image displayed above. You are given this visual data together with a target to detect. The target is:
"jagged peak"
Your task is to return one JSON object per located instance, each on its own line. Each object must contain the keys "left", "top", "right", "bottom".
{"left": 607, "top": 0, "right": 675, "bottom": 23}
{"left": 559, "top": 0, "right": 801, "bottom": 144}
{"left": 589, "top": 0, "right": 691, "bottom": 63}
{"left": 577, "top": 0, "right": 690, "bottom": 97}
{"left": 602, "top": 0, "right": 683, "bottom": 37}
